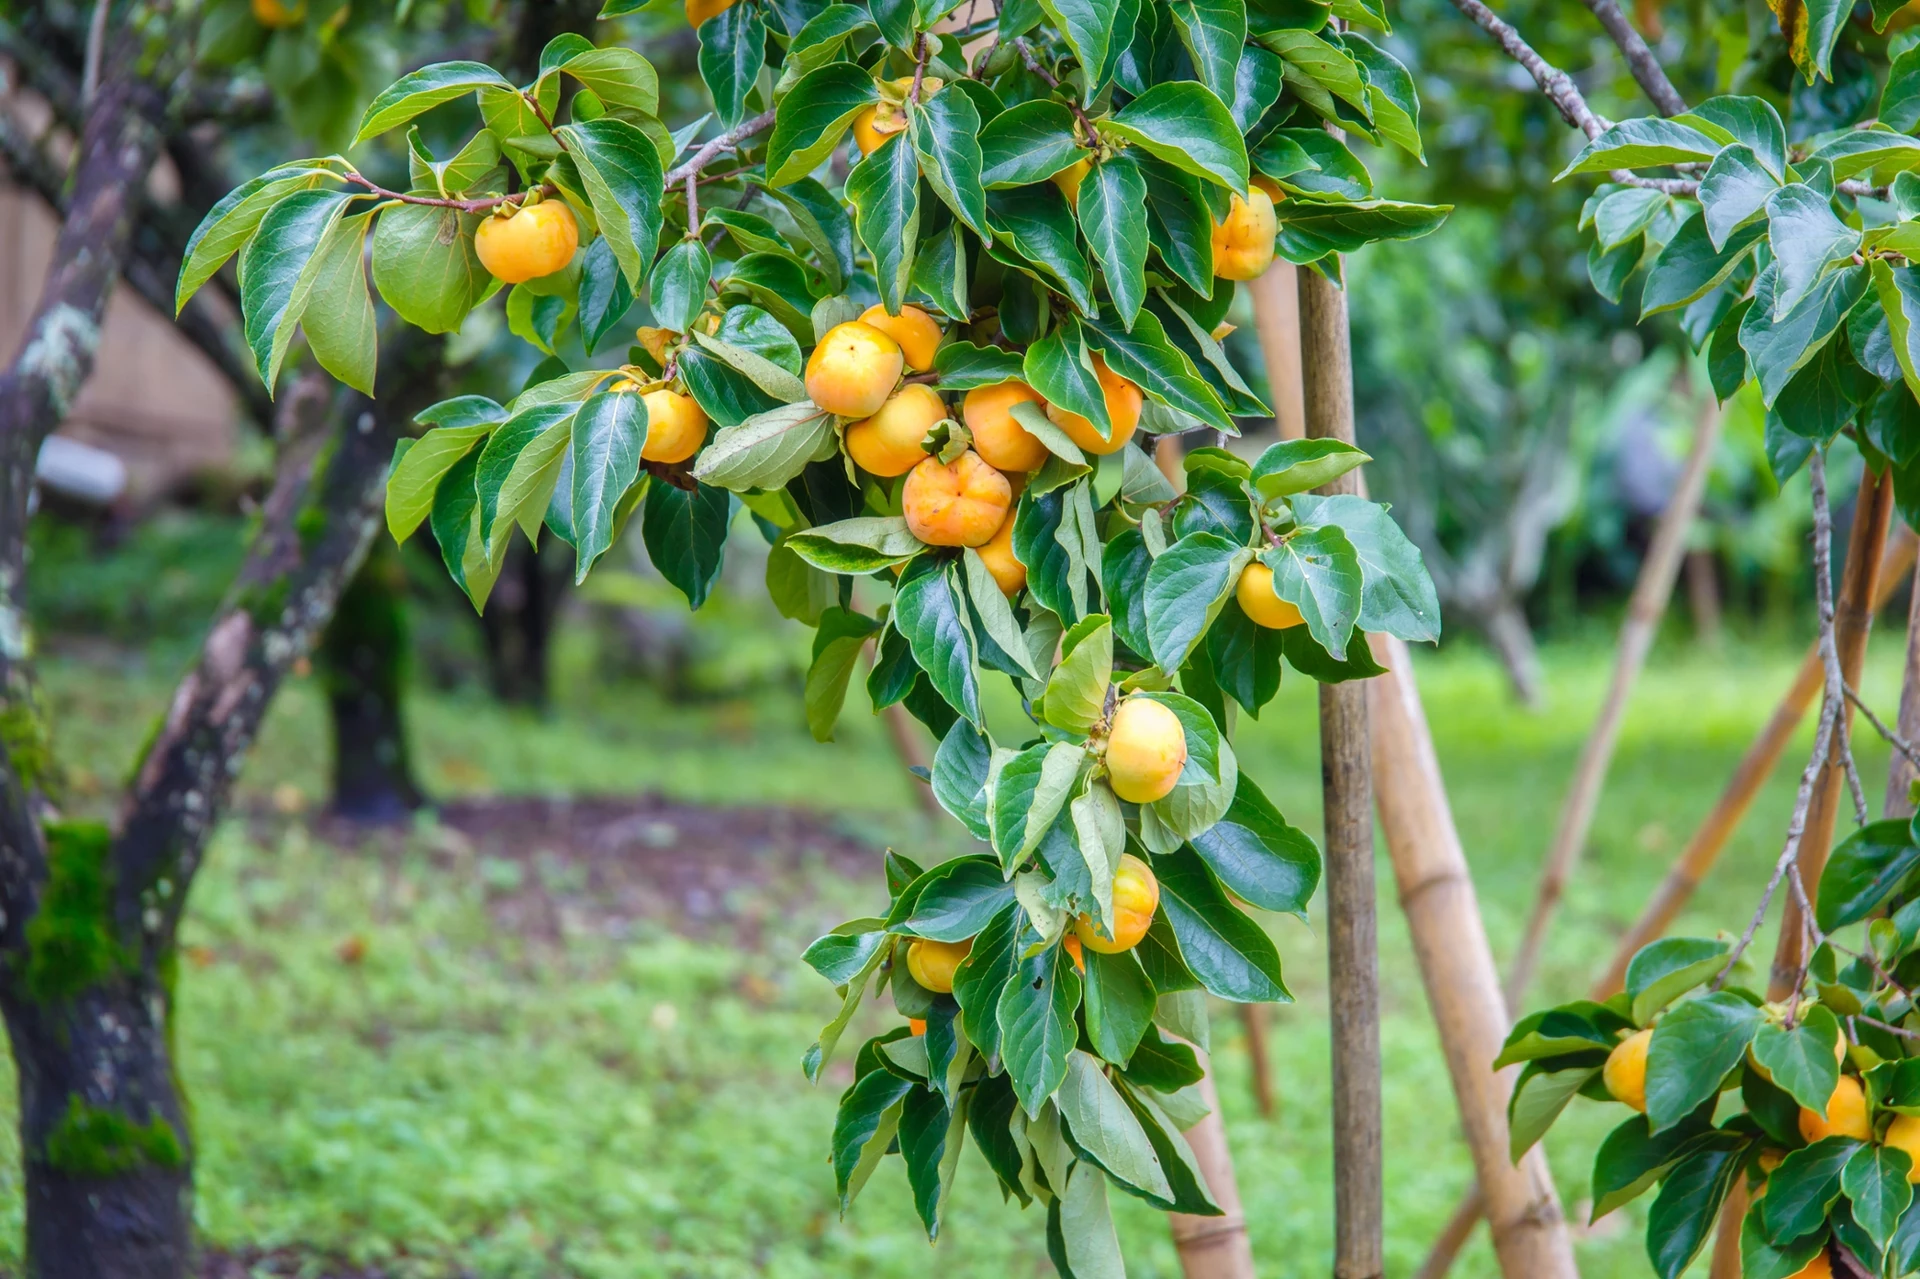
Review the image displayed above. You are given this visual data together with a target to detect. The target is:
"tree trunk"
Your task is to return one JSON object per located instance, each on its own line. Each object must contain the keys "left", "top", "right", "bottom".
{"left": 1503, "top": 396, "right": 1721, "bottom": 1008}
{"left": 5, "top": 968, "right": 189, "bottom": 1279}
{"left": 478, "top": 537, "right": 564, "bottom": 708}
{"left": 1299, "top": 265, "right": 1383, "bottom": 1279}
{"left": 319, "top": 540, "right": 425, "bottom": 824}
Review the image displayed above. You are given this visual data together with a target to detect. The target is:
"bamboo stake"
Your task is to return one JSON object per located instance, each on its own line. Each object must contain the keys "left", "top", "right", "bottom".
{"left": 1169, "top": 1044, "right": 1259, "bottom": 1278}
{"left": 1299, "top": 267, "right": 1384, "bottom": 1279}
{"left": 1420, "top": 526, "right": 1917, "bottom": 1278}
{"left": 1885, "top": 558, "right": 1920, "bottom": 820}
{"left": 1369, "top": 633, "right": 1579, "bottom": 1275}
{"left": 1239, "top": 1003, "right": 1276, "bottom": 1116}
{"left": 1246, "top": 264, "right": 1308, "bottom": 441}
{"left": 1503, "top": 396, "right": 1724, "bottom": 1008}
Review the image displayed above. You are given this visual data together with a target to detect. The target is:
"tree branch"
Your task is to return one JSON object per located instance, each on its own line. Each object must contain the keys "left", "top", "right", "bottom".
{"left": 1444, "top": 0, "right": 1606, "bottom": 138}
{"left": 1574, "top": 0, "right": 1687, "bottom": 116}
{"left": 665, "top": 107, "right": 778, "bottom": 186}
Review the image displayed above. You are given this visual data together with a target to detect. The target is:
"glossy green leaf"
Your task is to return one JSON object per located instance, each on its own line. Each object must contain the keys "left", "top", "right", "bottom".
{"left": 1816, "top": 817, "right": 1920, "bottom": 931}
{"left": 1645, "top": 992, "right": 1763, "bottom": 1132}
{"left": 999, "top": 941, "right": 1083, "bottom": 1116}
{"left": 642, "top": 480, "right": 734, "bottom": 609}
{"left": 847, "top": 133, "right": 922, "bottom": 315}
{"left": 355, "top": 62, "right": 511, "bottom": 143}
{"left": 568, "top": 389, "right": 647, "bottom": 579}
{"left": 1079, "top": 155, "right": 1150, "bottom": 329}
{"left": 911, "top": 87, "right": 991, "bottom": 239}
{"left": 1106, "top": 81, "right": 1249, "bottom": 194}
{"left": 556, "top": 118, "right": 666, "bottom": 290}
{"left": 1150, "top": 845, "right": 1289, "bottom": 1003}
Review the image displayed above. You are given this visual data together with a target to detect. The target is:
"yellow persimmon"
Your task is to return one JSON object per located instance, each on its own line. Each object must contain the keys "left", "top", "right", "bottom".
{"left": 906, "top": 937, "right": 972, "bottom": 993}
{"left": 686, "top": 0, "right": 738, "bottom": 24}
{"left": 1073, "top": 854, "right": 1161, "bottom": 954}
{"left": 1884, "top": 1115, "right": 1920, "bottom": 1182}
{"left": 1603, "top": 1029, "right": 1652, "bottom": 1112}
{"left": 252, "top": 0, "right": 305, "bottom": 25}
{"left": 639, "top": 389, "right": 708, "bottom": 463}
{"left": 844, "top": 384, "right": 945, "bottom": 477}
{"left": 806, "top": 321, "right": 904, "bottom": 418}
{"left": 963, "top": 381, "right": 1050, "bottom": 473}
{"left": 1799, "top": 1075, "right": 1872, "bottom": 1143}
{"left": 1236, "top": 562, "right": 1305, "bottom": 630}
{"left": 1046, "top": 353, "right": 1142, "bottom": 455}
{"left": 1104, "top": 697, "right": 1187, "bottom": 804}
{"left": 1212, "top": 188, "right": 1278, "bottom": 282}
{"left": 975, "top": 509, "right": 1026, "bottom": 596}
{"left": 859, "top": 304, "right": 943, "bottom": 372}
{"left": 903, "top": 450, "right": 1013, "bottom": 547}
{"left": 474, "top": 200, "right": 579, "bottom": 285}
{"left": 1052, "top": 157, "right": 1091, "bottom": 206}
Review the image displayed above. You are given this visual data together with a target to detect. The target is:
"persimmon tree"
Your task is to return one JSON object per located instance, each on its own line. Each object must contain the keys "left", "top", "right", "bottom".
{"left": 1447, "top": 0, "right": 1920, "bottom": 1273}
{"left": 175, "top": 0, "right": 1453, "bottom": 1270}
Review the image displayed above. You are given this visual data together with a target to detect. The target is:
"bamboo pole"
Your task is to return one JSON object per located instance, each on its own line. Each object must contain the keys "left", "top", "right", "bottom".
{"left": 1369, "top": 633, "right": 1578, "bottom": 1275}
{"left": 1299, "top": 267, "right": 1384, "bottom": 1279}
{"left": 1169, "top": 1044, "right": 1259, "bottom": 1278}
{"left": 1239, "top": 1003, "right": 1276, "bottom": 1116}
{"left": 1885, "top": 558, "right": 1920, "bottom": 820}
{"left": 1420, "top": 526, "right": 1917, "bottom": 1278}
{"left": 1246, "top": 264, "right": 1308, "bottom": 441}
{"left": 1503, "top": 396, "right": 1724, "bottom": 1008}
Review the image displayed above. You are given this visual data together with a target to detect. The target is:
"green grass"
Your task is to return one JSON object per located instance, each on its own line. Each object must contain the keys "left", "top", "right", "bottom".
{"left": 13, "top": 616, "right": 1909, "bottom": 1278}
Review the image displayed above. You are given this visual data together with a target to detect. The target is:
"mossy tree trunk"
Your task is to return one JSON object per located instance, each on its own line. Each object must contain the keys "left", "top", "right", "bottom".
{"left": 319, "top": 541, "right": 426, "bottom": 823}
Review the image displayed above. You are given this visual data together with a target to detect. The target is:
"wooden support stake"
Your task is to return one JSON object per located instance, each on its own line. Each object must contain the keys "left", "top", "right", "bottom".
{"left": 1247, "top": 263, "right": 1307, "bottom": 441}
{"left": 1886, "top": 557, "right": 1920, "bottom": 820}
{"left": 1239, "top": 1002, "right": 1276, "bottom": 1117}
{"left": 1170, "top": 1044, "right": 1259, "bottom": 1279}
{"left": 1299, "top": 267, "right": 1383, "bottom": 1279}
{"left": 1504, "top": 396, "right": 1723, "bottom": 1008}
{"left": 1421, "top": 526, "right": 1917, "bottom": 1278}
{"left": 1370, "top": 633, "right": 1579, "bottom": 1277}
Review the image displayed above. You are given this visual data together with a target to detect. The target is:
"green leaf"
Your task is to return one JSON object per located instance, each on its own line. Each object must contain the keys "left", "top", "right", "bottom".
{"left": 642, "top": 481, "right": 734, "bottom": 609}
{"left": 998, "top": 941, "right": 1083, "bottom": 1115}
{"left": 475, "top": 406, "right": 574, "bottom": 557}
{"left": 1229, "top": 44, "right": 1286, "bottom": 135}
{"left": 698, "top": 1, "right": 766, "bottom": 127}
{"left": 355, "top": 62, "right": 511, "bottom": 143}
{"left": 386, "top": 423, "right": 494, "bottom": 543}
{"left": 978, "top": 99, "right": 1083, "bottom": 188}
{"left": 1886, "top": 46, "right": 1920, "bottom": 133}
{"left": 650, "top": 239, "right": 712, "bottom": 334}
{"left": 300, "top": 209, "right": 377, "bottom": 395}
{"left": 988, "top": 187, "right": 1094, "bottom": 312}
{"left": 176, "top": 164, "right": 340, "bottom": 314}
{"left": 1347, "top": 34, "right": 1422, "bottom": 162}
{"left": 1872, "top": 260, "right": 1920, "bottom": 409}
{"left": 1816, "top": 817, "right": 1920, "bottom": 931}
{"left": 1508, "top": 1062, "right": 1601, "bottom": 1160}
{"left": 1272, "top": 197, "right": 1451, "bottom": 264}
{"left": 1590, "top": 1108, "right": 1716, "bottom": 1221}
{"left": 1085, "top": 949, "right": 1156, "bottom": 1066}
{"left": 1024, "top": 322, "right": 1110, "bottom": 437}
{"left": 577, "top": 237, "right": 633, "bottom": 355}
{"left": 1144, "top": 532, "right": 1249, "bottom": 672}
{"left": 1766, "top": 185, "right": 1862, "bottom": 319}
{"left": 1289, "top": 493, "right": 1439, "bottom": 642}
{"left": 1742, "top": 262, "right": 1868, "bottom": 406}
{"left": 1764, "top": 1137, "right": 1861, "bottom": 1246}
{"left": 893, "top": 557, "right": 982, "bottom": 727}
{"left": 690, "top": 330, "right": 809, "bottom": 403}
{"left": 1846, "top": 1136, "right": 1915, "bottom": 1253}
{"left": 555, "top": 118, "right": 666, "bottom": 290}
{"left": 1141, "top": 156, "right": 1218, "bottom": 294}
{"left": 1740, "top": 1212, "right": 1828, "bottom": 1279}
{"left": 1261, "top": 526, "right": 1362, "bottom": 661}
{"left": 1647, "top": 1142, "right": 1745, "bottom": 1279}
{"left": 787, "top": 515, "right": 922, "bottom": 572}
{"left": 1054, "top": 1160, "right": 1125, "bottom": 1278}
{"left": 807, "top": 606, "right": 881, "bottom": 741}
{"left": 847, "top": 133, "right": 922, "bottom": 315}
{"left": 1105, "top": 81, "right": 1249, "bottom": 194}
{"left": 690, "top": 401, "right": 833, "bottom": 492}
{"left": 1249, "top": 441, "right": 1366, "bottom": 504}
{"left": 1494, "top": 1004, "right": 1624, "bottom": 1069}
{"left": 429, "top": 447, "right": 503, "bottom": 611}
{"left": 1058, "top": 1049, "right": 1175, "bottom": 1202}
{"left": 1039, "top": 0, "right": 1122, "bottom": 103}
{"left": 933, "top": 341, "right": 1026, "bottom": 391}
{"left": 1270, "top": 129, "right": 1373, "bottom": 200}
{"left": 803, "top": 922, "right": 888, "bottom": 985}
{"left": 1170, "top": 0, "right": 1245, "bottom": 100}
{"left": 1149, "top": 845, "right": 1289, "bottom": 1002}
{"left": 832, "top": 1066, "right": 912, "bottom": 1207}
{"left": 552, "top": 44, "right": 660, "bottom": 117}
{"left": 1625, "top": 936, "right": 1734, "bottom": 1025}
{"left": 1685, "top": 95, "right": 1786, "bottom": 178}
{"left": 1078, "top": 155, "right": 1150, "bottom": 329}
{"left": 1752, "top": 1005, "right": 1844, "bottom": 1114}
{"left": 568, "top": 389, "right": 647, "bottom": 578}
{"left": 990, "top": 740, "right": 1086, "bottom": 868}
{"left": 1188, "top": 773, "right": 1320, "bottom": 918}
{"left": 1082, "top": 309, "right": 1232, "bottom": 432}
{"left": 1557, "top": 117, "right": 1725, "bottom": 178}
{"left": 1645, "top": 992, "right": 1763, "bottom": 1132}
{"left": 1641, "top": 217, "right": 1767, "bottom": 319}
{"left": 932, "top": 722, "right": 993, "bottom": 842}
{"left": 1591, "top": 187, "right": 1671, "bottom": 251}
{"left": 953, "top": 904, "right": 1021, "bottom": 1060}
{"left": 904, "top": 857, "right": 1017, "bottom": 941}
{"left": 911, "top": 87, "right": 991, "bottom": 239}
{"left": 240, "top": 189, "right": 353, "bottom": 393}
{"left": 1265, "top": 28, "right": 1370, "bottom": 120}
{"left": 769, "top": 63, "right": 881, "bottom": 186}
{"left": 1042, "top": 615, "right": 1114, "bottom": 734}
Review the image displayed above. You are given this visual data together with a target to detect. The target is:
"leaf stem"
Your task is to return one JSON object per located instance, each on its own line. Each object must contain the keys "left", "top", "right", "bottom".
{"left": 342, "top": 172, "right": 548, "bottom": 213}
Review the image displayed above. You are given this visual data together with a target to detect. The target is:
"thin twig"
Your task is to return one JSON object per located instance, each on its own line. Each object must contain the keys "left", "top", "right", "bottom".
{"left": 1810, "top": 454, "right": 1871, "bottom": 829}
{"left": 1857, "top": 1013, "right": 1920, "bottom": 1041}
{"left": 1012, "top": 38, "right": 1095, "bottom": 138}
{"left": 685, "top": 171, "right": 699, "bottom": 234}
{"left": 342, "top": 172, "right": 540, "bottom": 213}
{"left": 79, "top": 0, "right": 108, "bottom": 110}
{"left": 1847, "top": 681, "right": 1920, "bottom": 773}
{"left": 911, "top": 32, "right": 929, "bottom": 104}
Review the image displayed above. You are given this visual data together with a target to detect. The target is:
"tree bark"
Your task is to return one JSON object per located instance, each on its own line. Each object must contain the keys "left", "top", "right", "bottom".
{"left": 477, "top": 538, "right": 564, "bottom": 708}
{"left": 319, "top": 540, "right": 426, "bottom": 824}
{"left": 1168, "top": 1044, "right": 1258, "bottom": 1279}
{"left": 1299, "top": 266, "right": 1383, "bottom": 1278}
{"left": 1368, "top": 633, "right": 1578, "bottom": 1278}
{"left": 1504, "top": 396, "right": 1722, "bottom": 1008}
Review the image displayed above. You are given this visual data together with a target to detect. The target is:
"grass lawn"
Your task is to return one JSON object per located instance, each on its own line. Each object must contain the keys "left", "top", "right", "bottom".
{"left": 10, "top": 611, "right": 1906, "bottom": 1278}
